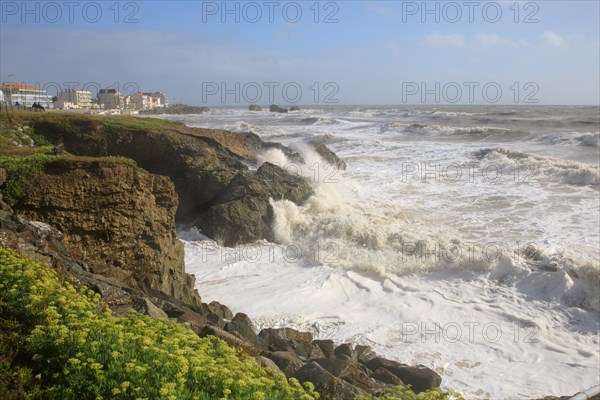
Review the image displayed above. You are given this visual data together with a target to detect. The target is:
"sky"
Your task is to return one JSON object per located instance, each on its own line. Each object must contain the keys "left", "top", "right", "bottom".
{"left": 0, "top": 0, "right": 599, "bottom": 106}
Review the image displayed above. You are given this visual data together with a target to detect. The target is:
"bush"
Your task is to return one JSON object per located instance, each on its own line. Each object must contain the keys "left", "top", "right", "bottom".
{"left": 0, "top": 248, "right": 319, "bottom": 400}
{"left": 0, "top": 154, "right": 62, "bottom": 205}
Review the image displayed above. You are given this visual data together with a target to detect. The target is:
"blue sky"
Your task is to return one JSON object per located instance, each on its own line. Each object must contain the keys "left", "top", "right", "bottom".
{"left": 1, "top": 1, "right": 598, "bottom": 105}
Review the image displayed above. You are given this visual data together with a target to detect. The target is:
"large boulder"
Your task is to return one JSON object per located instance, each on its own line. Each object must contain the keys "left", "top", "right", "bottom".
{"left": 292, "top": 362, "right": 366, "bottom": 400}
{"left": 365, "top": 357, "right": 441, "bottom": 394}
{"left": 260, "top": 328, "right": 314, "bottom": 343}
{"left": 196, "top": 162, "right": 312, "bottom": 246}
{"left": 262, "top": 351, "right": 305, "bottom": 377}
{"left": 307, "top": 141, "right": 347, "bottom": 170}
{"left": 270, "top": 104, "right": 289, "bottom": 113}
{"left": 334, "top": 343, "right": 357, "bottom": 361}
{"left": 249, "top": 104, "right": 262, "bottom": 111}
{"left": 313, "top": 340, "right": 336, "bottom": 358}
{"left": 224, "top": 313, "right": 258, "bottom": 342}
{"left": 258, "top": 328, "right": 323, "bottom": 359}
{"left": 314, "top": 358, "right": 386, "bottom": 393}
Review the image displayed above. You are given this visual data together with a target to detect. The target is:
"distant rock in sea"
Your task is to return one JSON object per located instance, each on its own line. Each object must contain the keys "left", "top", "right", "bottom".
{"left": 270, "top": 104, "right": 289, "bottom": 113}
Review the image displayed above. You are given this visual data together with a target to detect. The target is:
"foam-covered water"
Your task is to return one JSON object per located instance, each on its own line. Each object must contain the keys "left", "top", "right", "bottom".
{"left": 169, "top": 106, "right": 599, "bottom": 399}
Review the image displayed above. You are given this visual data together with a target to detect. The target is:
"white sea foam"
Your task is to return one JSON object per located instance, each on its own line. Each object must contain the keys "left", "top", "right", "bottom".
{"left": 171, "top": 106, "right": 600, "bottom": 399}
{"left": 478, "top": 148, "right": 600, "bottom": 185}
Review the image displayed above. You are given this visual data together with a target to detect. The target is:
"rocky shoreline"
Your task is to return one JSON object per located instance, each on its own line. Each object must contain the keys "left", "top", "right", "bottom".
{"left": 0, "top": 112, "right": 593, "bottom": 399}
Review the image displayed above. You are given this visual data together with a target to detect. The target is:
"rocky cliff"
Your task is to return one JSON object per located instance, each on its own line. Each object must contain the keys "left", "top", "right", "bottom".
{"left": 14, "top": 158, "right": 201, "bottom": 307}
{"left": 0, "top": 113, "right": 313, "bottom": 246}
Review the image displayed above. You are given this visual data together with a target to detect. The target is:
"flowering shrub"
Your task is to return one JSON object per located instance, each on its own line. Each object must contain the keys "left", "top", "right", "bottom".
{"left": 0, "top": 248, "right": 318, "bottom": 399}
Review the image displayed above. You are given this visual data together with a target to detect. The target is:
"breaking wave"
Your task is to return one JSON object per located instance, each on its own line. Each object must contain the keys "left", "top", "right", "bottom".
{"left": 475, "top": 148, "right": 600, "bottom": 186}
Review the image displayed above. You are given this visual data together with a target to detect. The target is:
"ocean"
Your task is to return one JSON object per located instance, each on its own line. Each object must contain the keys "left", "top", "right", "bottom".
{"left": 165, "top": 105, "right": 598, "bottom": 399}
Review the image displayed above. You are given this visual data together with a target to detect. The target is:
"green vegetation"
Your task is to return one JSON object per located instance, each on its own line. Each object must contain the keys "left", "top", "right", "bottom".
{"left": 0, "top": 125, "right": 51, "bottom": 149}
{"left": 357, "top": 386, "right": 463, "bottom": 400}
{"left": 0, "top": 112, "right": 182, "bottom": 138}
{"left": 0, "top": 248, "right": 319, "bottom": 400}
{"left": 0, "top": 153, "right": 62, "bottom": 205}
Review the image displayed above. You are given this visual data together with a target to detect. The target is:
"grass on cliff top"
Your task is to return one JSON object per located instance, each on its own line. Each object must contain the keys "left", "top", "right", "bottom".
{"left": 0, "top": 247, "right": 319, "bottom": 400}
{"left": 0, "top": 111, "right": 183, "bottom": 138}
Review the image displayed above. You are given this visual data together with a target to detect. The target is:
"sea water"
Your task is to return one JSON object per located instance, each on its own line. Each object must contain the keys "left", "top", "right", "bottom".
{"left": 165, "top": 105, "right": 599, "bottom": 399}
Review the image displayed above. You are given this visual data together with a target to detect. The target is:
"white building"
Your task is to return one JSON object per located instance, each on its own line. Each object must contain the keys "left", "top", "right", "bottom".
{"left": 53, "top": 99, "right": 77, "bottom": 109}
{"left": 57, "top": 89, "right": 92, "bottom": 108}
{"left": 144, "top": 92, "right": 168, "bottom": 107}
{"left": 127, "top": 93, "right": 153, "bottom": 110}
{"left": 0, "top": 83, "right": 53, "bottom": 108}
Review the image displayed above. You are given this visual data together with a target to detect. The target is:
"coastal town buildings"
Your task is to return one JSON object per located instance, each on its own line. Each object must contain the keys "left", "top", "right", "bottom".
{"left": 0, "top": 83, "right": 53, "bottom": 108}
{"left": 97, "top": 88, "right": 122, "bottom": 110}
{"left": 57, "top": 89, "right": 92, "bottom": 108}
{"left": 0, "top": 83, "right": 170, "bottom": 112}
{"left": 53, "top": 99, "right": 76, "bottom": 109}
{"left": 126, "top": 92, "right": 153, "bottom": 110}
{"left": 144, "top": 92, "right": 168, "bottom": 107}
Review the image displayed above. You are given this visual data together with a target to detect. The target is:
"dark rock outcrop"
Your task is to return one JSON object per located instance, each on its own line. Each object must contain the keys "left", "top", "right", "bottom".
{"left": 366, "top": 357, "right": 442, "bottom": 394}
{"left": 314, "top": 358, "right": 386, "bottom": 393}
{"left": 307, "top": 141, "right": 347, "bottom": 170}
{"left": 293, "top": 362, "right": 367, "bottom": 400}
{"left": 196, "top": 162, "right": 312, "bottom": 246}
{"left": 249, "top": 104, "right": 263, "bottom": 111}
{"left": 262, "top": 351, "right": 305, "bottom": 377}
{"left": 290, "top": 106, "right": 301, "bottom": 112}
{"left": 270, "top": 104, "right": 289, "bottom": 113}
{"left": 313, "top": 340, "right": 336, "bottom": 358}
{"left": 334, "top": 343, "right": 357, "bottom": 361}
{"left": 18, "top": 114, "right": 317, "bottom": 245}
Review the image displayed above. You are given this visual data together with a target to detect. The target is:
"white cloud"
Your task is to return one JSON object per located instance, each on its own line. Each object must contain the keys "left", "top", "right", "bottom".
{"left": 542, "top": 31, "right": 567, "bottom": 48}
{"left": 366, "top": 2, "right": 394, "bottom": 15}
{"left": 475, "top": 33, "right": 508, "bottom": 47}
{"left": 420, "top": 32, "right": 465, "bottom": 48}
{"left": 474, "top": 33, "right": 528, "bottom": 47}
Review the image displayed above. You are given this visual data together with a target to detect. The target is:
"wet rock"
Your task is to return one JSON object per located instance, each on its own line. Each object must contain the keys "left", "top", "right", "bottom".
{"left": 270, "top": 104, "right": 289, "bottom": 113}
{"left": 307, "top": 141, "right": 347, "bottom": 170}
{"left": 196, "top": 162, "right": 312, "bottom": 246}
{"left": 366, "top": 357, "right": 441, "bottom": 394}
{"left": 249, "top": 104, "right": 262, "bottom": 111}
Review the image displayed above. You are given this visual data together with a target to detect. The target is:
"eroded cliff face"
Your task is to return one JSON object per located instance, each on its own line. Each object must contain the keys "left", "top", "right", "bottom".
{"left": 15, "top": 159, "right": 201, "bottom": 306}
{"left": 13, "top": 113, "right": 316, "bottom": 246}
